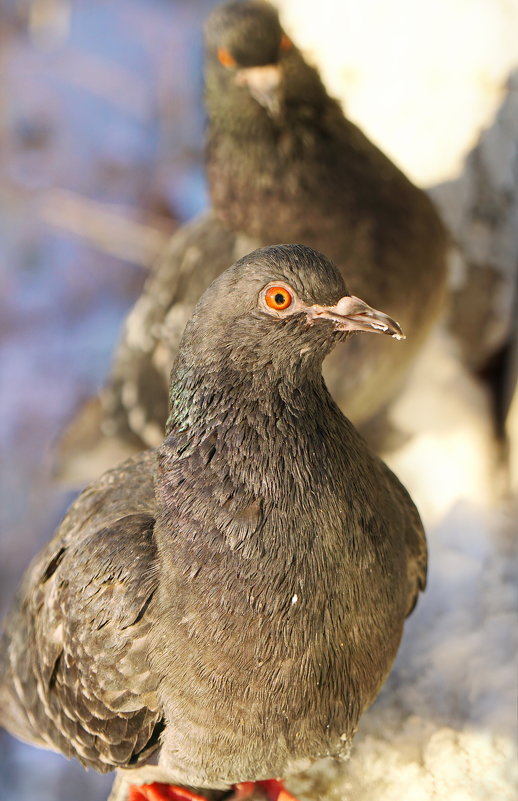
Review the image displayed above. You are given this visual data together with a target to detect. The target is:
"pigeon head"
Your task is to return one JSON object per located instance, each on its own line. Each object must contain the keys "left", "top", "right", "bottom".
{"left": 204, "top": 1, "right": 319, "bottom": 119}
{"left": 174, "top": 244, "right": 404, "bottom": 381}
{"left": 205, "top": 1, "right": 285, "bottom": 68}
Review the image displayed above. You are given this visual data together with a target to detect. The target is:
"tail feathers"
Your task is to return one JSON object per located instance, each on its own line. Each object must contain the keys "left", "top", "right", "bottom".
{"left": 0, "top": 633, "right": 46, "bottom": 749}
{"left": 0, "top": 683, "right": 45, "bottom": 749}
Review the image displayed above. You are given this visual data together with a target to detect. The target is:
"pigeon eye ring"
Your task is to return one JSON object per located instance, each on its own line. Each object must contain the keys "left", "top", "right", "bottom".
{"left": 217, "top": 47, "right": 237, "bottom": 68}
{"left": 262, "top": 283, "right": 295, "bottom": 312}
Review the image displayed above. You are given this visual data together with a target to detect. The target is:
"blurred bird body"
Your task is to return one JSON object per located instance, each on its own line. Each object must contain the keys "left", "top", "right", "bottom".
{"left": 58, "top": 0, "right": 447, "bottom": 481}
{"left": 1, "top": 246, "right": 426, "bottom": 801}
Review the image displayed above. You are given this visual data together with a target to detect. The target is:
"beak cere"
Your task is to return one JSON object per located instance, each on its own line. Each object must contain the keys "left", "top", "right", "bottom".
{"left": 308, "top": 295, "right": 405, "bottom": 339}
{"left": 235, "top": 64, "right": 282, "bottom": 117}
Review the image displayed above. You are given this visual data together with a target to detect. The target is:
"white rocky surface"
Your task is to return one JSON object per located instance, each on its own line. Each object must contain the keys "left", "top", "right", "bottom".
{"left": 277, "top": 0, "right": 518, "bottom": 186}
{"left": 431, "top": 71, "right": 518, "bottom": 369}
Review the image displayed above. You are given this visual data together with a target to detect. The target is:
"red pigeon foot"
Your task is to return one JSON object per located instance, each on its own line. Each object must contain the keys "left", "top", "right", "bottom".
{"left": 128, "top": 783, "right": 207, "bottom": 801}
{"left": 231, "top": 780, "right": 299, "bottom": 801}
{"left": 128, "top": 780, "right": 299, "bottom": 801}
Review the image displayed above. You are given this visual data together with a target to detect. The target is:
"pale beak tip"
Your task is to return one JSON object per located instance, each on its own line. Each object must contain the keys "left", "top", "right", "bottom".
{"left": 386, "top": 319, "right": 405, "bottom": 340}
{"left": 374, "top": 313, "right": 405, "bottom": 340}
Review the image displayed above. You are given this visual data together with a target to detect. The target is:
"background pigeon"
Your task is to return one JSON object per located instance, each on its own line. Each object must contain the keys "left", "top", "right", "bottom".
{"left": 57, "top": 0, "right": 447, "bottom": 480}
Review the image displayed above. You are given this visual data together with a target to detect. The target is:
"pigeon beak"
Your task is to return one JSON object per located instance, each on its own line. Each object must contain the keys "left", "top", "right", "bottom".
{"left": 307, "top": 295, "right": 405, "bottom": 339}
{"left": 235, "top": 64, "right": 282, "bottom": 117}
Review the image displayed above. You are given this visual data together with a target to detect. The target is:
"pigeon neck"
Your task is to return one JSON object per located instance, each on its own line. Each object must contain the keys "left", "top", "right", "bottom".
{"left": 166, "top": 352, "right": 325, "bottom": 439}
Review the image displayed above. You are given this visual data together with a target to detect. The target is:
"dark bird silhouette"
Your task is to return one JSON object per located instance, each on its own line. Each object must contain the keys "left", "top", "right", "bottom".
{"left": 57, "top": 0, "right": 447, "bottom": 481}
{"left": 1, "top": 245, "right": 426, "bottom": 801}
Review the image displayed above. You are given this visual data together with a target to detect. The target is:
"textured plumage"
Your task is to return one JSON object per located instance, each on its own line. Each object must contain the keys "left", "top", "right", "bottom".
{"left": 0, "top": 453, "right": 161, "bottom": 770}
{"left": 58, "top": 0, "right": 447, "bottom": 480}
{"left": 1, "top": 245, "right": 426, "bottom": 801}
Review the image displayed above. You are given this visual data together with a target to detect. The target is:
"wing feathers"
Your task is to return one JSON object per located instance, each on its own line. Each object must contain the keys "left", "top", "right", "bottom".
{"left": 1, "top": 481, "right": 163, "bottom": 771}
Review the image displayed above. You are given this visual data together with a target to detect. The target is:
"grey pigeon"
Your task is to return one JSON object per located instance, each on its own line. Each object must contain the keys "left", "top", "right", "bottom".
{"left": 1, "top": 245, "right": 426, "bottom": 801}
{"left": 57, "top": 0, "right": 447, "bottom": 481}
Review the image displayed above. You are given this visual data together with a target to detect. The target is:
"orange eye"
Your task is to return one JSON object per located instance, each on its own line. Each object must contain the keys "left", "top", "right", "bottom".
{"left": 217, "top": 47, "right": 237, "bottom": 68}
{"left": 280, "top": 34, "right": 293, "bottom": 51}
{"left": 265, "top": 286, "right": 293, "bottom": 310}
